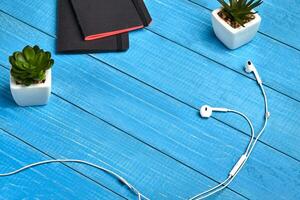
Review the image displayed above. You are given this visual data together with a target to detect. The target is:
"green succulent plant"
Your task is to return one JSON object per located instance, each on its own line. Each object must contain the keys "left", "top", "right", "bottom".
{"left": 9, "top": 45, "right": 54, "bottom": 86}
{"left": 217, "top": 0, "right": 263, "bottom": 27}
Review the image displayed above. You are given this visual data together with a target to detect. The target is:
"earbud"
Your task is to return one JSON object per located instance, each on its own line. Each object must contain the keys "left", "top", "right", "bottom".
{"left": 192, "top": 60, "right": 270, "bottom": 200}
{"left": 200, "top": 105, "right": 229, "bottom": 118}
{"left": 245, "top": 61, "right": 262, "bottom": 85}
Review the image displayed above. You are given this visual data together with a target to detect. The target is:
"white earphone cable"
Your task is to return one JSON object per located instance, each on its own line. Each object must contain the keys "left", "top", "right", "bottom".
{"left": 189, "top": 177, "right": 231, "bottom": 200}
{"left": 0, "top": 159, "right": 149, "bottom": 200}
{"left": 199, "top": 87, "right": 269, "bottom": 199}
{"left": 189, "top": 109, "right": 255, "bottom": 200}
{"left": 191, "top": 82, "right": 269, "bottom": 200}
{"left": 0, "top": 63, "right": 268, "bottom": 200}
{"left": 228, "top": 110, "right": 255, "bottom": 155}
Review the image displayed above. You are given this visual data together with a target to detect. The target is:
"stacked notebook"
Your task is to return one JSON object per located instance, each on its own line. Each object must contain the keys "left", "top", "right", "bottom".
{"left": 57, "top": 0, "right": 152, "bottom": 53}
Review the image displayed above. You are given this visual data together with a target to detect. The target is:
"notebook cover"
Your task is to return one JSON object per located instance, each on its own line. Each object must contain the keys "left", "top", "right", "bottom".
{"left": 70, "top": 0, "right": 152, "bottom": 40}
{"left": 57, "top": 0, "right": 129, "bottom": 53}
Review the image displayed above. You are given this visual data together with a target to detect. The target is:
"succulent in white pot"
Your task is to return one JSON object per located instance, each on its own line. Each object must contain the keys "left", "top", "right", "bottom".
{"left": 9, "top": 45, "right": 54, "bottom": 106}
{"left": 212, "top": 0, "right": 263, "bottom": 49}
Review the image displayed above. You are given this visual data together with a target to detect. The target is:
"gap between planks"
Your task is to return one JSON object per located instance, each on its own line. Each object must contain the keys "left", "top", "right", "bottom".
{"left": 0, "top": 64, "right": 248, "bottom": 199}
{"left": 1, "top": 7, "right": 299, "bottom": 105}
{"left": 0, "top": 8, "right": 298, "bottom": 198}
{"left": 0, "top": 127, "right": 128, "bottom": 200}
{"left": 186, "top": 0, "right": 300, "bottom": 52}
{"left": 0, "top": 9, "right": 299, "bottom": 165}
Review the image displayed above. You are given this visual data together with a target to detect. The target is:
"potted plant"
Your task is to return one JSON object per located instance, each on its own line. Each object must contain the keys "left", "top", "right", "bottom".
{"left": 9, "top": 45, "right": 54, "bottom": 106}
{"left": 212, "top": 0, "right": 263, "bottom": 49}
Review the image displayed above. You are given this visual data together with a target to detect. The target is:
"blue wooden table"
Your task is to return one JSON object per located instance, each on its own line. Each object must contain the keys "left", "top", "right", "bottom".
{"left": 0, "top": 0, "right": 300, "bottom": 199}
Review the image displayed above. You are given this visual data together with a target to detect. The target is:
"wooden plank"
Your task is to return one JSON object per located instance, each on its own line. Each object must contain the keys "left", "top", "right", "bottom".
{"left": 1, "top": 0, "right": 300, "bottom": 103}
{"left": 1, "top": 0, "right": 299, "bottom": 163}
{"left": 93, "top": 32, "right": 300, "bottom": 158}
{"left": 0, "top": 129, "right": 124, "bottom": 200}
{"left": 0, "top": 12, "right": 300, "bottom": 199}
{"left": 0, "top": 67, "right": 244, "bottom": 200}
{"left": 145, "top": 0, "right": 300, "bottom": 101}
{"left": 190, "top": 0, "right": 300, "bottom": 50}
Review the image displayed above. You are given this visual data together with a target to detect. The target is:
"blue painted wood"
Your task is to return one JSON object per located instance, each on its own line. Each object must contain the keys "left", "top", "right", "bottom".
{"left": 0, "top": 11, "right": 300, "bottom": 200}
{"left": 145, "top": 0, "right": 300, "bottom": 102}
{"left": 0, "top": 67, "right": 244, "bottom": 200}
{"left": 191, "top": 0, "right": 300, "bottom": 50}
{"left": 0, "top": 0, "right": 298, "bottom": 200}
{"left": 87, "top": 7, "right": 300, "bottom": 161}
{"left": 0, "top": 129, "right": 124, "bottom": 200}
{"left": 2, "top": 0, "right": 300, "bottom": 164}
{"left": 1, "top": 0, "right": 300, "bottom": 103}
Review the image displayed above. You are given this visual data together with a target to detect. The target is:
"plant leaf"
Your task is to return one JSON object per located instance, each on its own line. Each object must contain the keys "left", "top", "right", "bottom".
{"left": 23, "top": 46, "right": 35, "bottom": 62}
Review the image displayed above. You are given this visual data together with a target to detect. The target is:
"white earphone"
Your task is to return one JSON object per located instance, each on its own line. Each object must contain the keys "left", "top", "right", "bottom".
{"left": 200, "top": 60, "right": 263, "bottom": 119}
{"left": 200, "top": 105, "right": 228, "bottom": 118}
{"left": 190, "top": 60, "right": 270, "bottom": 200}
{"left": 245, "top": 60, "right": 262, "bottom": 85}
{"left": 0, "top": 60, "right": 269, "bottom": 200}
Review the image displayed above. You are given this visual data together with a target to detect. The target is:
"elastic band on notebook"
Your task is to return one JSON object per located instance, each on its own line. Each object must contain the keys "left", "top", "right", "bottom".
{"left": 131, "top": 0, "right": 152, "bottom": 26}
{"left": 116, "top": 34, "right": 122, "bottom": 50}
{"left": 85, "top": 25, "right": 143, "bottom": 40}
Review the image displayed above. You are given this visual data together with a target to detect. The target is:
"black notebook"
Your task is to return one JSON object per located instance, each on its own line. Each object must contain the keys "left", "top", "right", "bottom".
{"left": 70, "top": 0, "right": 152, "bottom": 40}
{"left": 57, "top": 0, "right": 129, "bottom": 53}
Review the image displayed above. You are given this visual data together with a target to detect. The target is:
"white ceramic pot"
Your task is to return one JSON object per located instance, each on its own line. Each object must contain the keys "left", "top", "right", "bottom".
{"left": 10, "top": 69, "right": 51, "bottom": 106}
{"left": 211, "top": 8, "right": 261, "bottom": 49}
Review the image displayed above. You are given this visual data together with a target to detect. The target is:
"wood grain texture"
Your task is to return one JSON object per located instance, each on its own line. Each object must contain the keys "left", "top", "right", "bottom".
{"left": 191, "top": 0, "right": 300, "bottom": 50}
{"left": 1, "top": 0, "right": 299, "bottom": 162}
{"left": 0, "top": 67, "right": 243, "bottom": 200}
{"left": 0, "top": 129, "right": 124, "bottom": 200}
{"left": 1, "top": 0, "right": 300, "bottom": 103}
{"left": 0, "top": 11, "right": 300, "bottom": 199}
{"left": 145, "top": 0, "right": 300, "bottom": 102}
